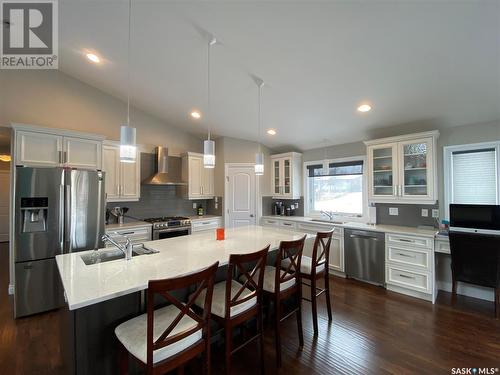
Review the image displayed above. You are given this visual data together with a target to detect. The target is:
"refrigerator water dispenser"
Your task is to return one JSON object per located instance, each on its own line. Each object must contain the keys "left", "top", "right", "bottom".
{"left": 20, "top": 197, "right": 48, "bottom": 233}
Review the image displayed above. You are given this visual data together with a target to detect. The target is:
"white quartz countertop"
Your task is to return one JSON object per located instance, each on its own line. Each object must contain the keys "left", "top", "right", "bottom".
{"left": 56, "top": 226, "right": 309, "bottom": 311}
{"left": 261, "top": 215, "right": 438, "bottom": 238}
{"left": 188, "top": 215, "right": 222, "bottom": 222}
{"left": 105, "top": 220, "right": 152, "bottom": 231}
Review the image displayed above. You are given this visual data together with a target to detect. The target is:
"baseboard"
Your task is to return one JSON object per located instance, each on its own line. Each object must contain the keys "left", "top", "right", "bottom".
{"left": 330, "top": 269, "right": 346, "bottom": 278}
{"left": 386, "top": 284, "right": 433, "bottom": 302}
{"left": 437, "top": 281, "right": 494, "bottom": 302}
{"left": 8, "top": 283, "right": 14, "bottom": 295}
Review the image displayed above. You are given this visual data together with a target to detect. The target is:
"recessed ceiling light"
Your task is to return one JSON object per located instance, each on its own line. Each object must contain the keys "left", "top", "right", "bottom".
{"left": 190, "top": 111, "right": 201, "bottom": 119}
{"left": 86, "top": 53, "right": 100, "bottom": 63}
{"left": 357, "top": 104, "right": 372, "bottom": 113}
{"left": 266, "top": 129, "right": 277, "bottom": 135}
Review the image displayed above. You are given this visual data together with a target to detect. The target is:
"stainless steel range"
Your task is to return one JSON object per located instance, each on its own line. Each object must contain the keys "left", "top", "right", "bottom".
{"left": 143, "top": 216, "right": 192, "bottom": 240}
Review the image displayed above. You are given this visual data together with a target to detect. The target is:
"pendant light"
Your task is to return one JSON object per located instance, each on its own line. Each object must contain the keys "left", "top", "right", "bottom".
{"left": 203, "top": 37, "right": 217, "bottom": 169}
{"left": 255, "top": 78, "right": 264, "bottom": 175}
{"left": 120, "top": 0, "right": 137, "bottom": 163}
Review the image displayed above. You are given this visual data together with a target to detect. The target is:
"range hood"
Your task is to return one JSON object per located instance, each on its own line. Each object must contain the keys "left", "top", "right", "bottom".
{"left": 142, "top": 146, "right": 187, "bottom": 185}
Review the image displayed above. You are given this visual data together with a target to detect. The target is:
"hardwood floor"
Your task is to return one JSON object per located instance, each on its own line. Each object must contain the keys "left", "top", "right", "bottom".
{"left": 1, "top": 242, "right": 498, "bottom": 374}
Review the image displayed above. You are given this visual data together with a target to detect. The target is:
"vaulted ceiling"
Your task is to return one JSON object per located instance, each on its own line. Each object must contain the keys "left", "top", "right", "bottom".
{"left": 59, "top": 0, "right": 500, "bottom": 150}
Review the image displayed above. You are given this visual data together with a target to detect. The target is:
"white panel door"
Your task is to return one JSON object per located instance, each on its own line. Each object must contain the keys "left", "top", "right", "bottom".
{"left": 226, "top": 165, "right": 256, "bottom": 228}
{"left": 102, "top": 145, "right": 120, "bottom": 200}
{"left": 0, "top": 171, "right": 9, "bottom": 242}
{"left": 16, "top": 131, "right": 62, "bottom": 167}
{"left": 63, "top": 137, "right": 102, "bottom": 169}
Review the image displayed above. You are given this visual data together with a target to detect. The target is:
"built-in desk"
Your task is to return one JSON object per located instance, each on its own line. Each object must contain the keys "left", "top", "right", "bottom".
{"left": 434, "top": 234, "right": 494, "bottom": 302}
{"left": 434, "top": 234, "right": 451, "bottom": 254}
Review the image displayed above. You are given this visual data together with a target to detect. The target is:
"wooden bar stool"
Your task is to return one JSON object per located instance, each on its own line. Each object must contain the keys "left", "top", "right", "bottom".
{"left": 115, "top": 261, "right": 219, "bottom": 375}
{"left": 256, "top": 235, "right": 306, "bottom": 368}
{"left": 294, "top": 230, "right": 334, "bottom": 335}
{"left": 195, "top": 246, "right": 269, "bottom": 375}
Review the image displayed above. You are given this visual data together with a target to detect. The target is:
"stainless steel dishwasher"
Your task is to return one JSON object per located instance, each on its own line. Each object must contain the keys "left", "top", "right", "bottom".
{"left": 344, "top": 229, "right": 385, "bottom": 286}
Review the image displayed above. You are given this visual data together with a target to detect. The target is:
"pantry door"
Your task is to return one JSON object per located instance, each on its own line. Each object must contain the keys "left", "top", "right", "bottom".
{"left": 225, "top": 164, "right": 257, "bottom": 229}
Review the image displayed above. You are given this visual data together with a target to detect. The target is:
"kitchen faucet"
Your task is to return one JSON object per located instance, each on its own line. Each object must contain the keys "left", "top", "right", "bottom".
{"left": 101, "top": 234, "right": 133, "bottom": 261}
{"left": 320, "top": 211, "right": 335, "bottom": 221}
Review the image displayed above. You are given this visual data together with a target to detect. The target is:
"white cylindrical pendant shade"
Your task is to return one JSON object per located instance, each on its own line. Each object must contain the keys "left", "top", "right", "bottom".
{"left": 203, "top": 139, "right": 215, "bottom": 168}
{"left": 120, "top": 125, "right": 137, "bottom": 163}
{"left": 255, "top": 152, "right": 264, "bottom": 175}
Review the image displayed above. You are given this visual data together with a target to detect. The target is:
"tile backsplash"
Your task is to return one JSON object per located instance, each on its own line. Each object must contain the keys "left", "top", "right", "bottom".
{"left": 262, "top": 196, "right": 304, "bottom": 216}
{"left": 375, "top": 203, "right": 439, "bottom": 228}
{"left": 106, "top": 185, "right": 208, "bottom": 221}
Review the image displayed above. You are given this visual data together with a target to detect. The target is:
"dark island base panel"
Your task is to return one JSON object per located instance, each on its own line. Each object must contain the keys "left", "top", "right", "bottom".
{"left": 63, "top": 263, "right": 258, "bottom": 375}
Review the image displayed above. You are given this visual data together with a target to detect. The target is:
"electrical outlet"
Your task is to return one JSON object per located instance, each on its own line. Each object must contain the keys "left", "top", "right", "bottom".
{"left": 192, "top": 203, "right": 197, "bottom": 209}
{"left": 389, "top": 207, "right": 399, "bottom": 216}
{"left": 432, "top": 209, "right": 440, "bottom": 218}
{"left": 214, "top": 203, "right": 218, "bottom": 209}
{"left": 421, "top": 209, "right": 429, "bottom": 217}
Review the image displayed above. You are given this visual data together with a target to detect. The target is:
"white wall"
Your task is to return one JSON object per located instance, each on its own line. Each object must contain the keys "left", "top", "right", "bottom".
{"left": 0, "top": 70, "right": 203, "bottom": 156}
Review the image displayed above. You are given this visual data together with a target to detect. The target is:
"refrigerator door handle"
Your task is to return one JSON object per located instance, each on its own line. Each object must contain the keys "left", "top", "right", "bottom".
{"left": 59, "top": 183, "right": 65, "bottom": 254}
{"left": 95, "top": 175, "right": 104, "bottom": 249}
{"left": 64, "top": 183, "right": 72, "bottom": 253}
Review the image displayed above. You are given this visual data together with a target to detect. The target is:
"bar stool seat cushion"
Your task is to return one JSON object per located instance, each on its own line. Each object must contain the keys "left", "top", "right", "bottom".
{"left": 194, "top": 281, "right": 256, "bottom": 318}
{"left": 282, "top": 255, "right": 325, "bottom": 275}
{"left": 240, "top": 265, "right": 295, "bottom": 293}
{"left": 115, "top": 305, "right": 202, "bottom": 364}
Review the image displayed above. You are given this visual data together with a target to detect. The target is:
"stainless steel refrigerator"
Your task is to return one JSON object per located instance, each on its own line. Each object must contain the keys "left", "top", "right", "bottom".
{"left": 14, "top": 167, "right": 105, "bottom": 318}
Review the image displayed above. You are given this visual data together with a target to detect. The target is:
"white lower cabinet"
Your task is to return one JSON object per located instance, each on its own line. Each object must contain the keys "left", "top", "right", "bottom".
{"left": 261, "top": 218, "right": 344, "bottom": 273}
{"left": 385, "top": 233, "right": 435, "bottom": 302}
{"left": 279, "top": 220, "right": 297, "bottom": 229}
{"left": 191, "top": 217, "right": 222, "bottom": 233}
{"left": 386, "top": 265, "right": 432, "bottom": 294}
{"left": 105, "top": 225, "right": 152, "bottom": 246}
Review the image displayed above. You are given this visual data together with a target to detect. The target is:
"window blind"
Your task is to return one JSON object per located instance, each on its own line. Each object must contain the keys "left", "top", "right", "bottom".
{"left": 327, "top": 161, "right": 363, "bottom": 176}
{"left": 452, "top": 148, "right": 497, "bottom": 204}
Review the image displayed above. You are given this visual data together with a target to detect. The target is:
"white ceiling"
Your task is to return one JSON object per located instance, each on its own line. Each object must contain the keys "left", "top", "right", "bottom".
{"left": 59, "top": 0, "right": 500, "bottom": 150}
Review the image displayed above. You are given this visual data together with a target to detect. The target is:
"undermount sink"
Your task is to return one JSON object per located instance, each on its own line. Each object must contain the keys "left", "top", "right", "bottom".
{"left": 81, "top": 244, "right": 158, "bottom": 265}
{"left": 310, "top": 219, "right": 346, "bottom": 225}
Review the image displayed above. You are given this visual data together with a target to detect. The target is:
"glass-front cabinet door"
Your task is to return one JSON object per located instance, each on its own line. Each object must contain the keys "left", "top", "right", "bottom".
{"left": 369, "top": 144, "right": 397, "bottom": 198}
{"left": 273, "top": 159, "right": 281, "bottom": 195}
{"left": 283, "top": 158, "right": 291, "bottom": 196}
{"left": 399, "top": 137, "right": 433, "bottom": 199}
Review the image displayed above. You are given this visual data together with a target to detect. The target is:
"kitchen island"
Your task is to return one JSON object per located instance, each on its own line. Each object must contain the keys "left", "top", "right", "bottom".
{"left": 56, "top": 225, "right": 311, "bottom": 375}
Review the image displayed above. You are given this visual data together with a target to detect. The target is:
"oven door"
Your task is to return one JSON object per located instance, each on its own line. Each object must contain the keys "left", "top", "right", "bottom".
{"left": 153, "top": 227, "right": 191, "bottom": 240}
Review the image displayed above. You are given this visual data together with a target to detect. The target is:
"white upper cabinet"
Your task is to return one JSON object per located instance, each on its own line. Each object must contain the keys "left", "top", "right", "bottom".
{"left": 15, "top": 131, "right": 62, "bottom": 167}
{"left": 271, "top": 152, "right": 302, "bottom": 199}
{"left": 365, "top": 131, "right": 439, "bottom": 204}
{"left": 13, "top": 125, "right": 104, "bottom": 169}
{"left": 181, "top": 152, "right": 214, "bottom": 199}
{"left": 63, "top": 137, "right": 102, "bottom": 170}
{"left": 102, "top": 145, "right": 120, "bottom": 200}
{"left": 102, "top": 142, "right": 140, "bottom": 202}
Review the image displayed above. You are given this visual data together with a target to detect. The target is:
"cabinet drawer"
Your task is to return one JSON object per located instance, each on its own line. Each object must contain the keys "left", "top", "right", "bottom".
{"left": 387, "top": 245, "right": 431, "bottom": 271}
{"left": 435, "top": 239, "right": 450, "bottom": 254}
{"left": 296, "top": 222, "right": 333, "bottom": 233}
{"left": 296, "top": 222, "right": 342, "bottom": 235}
{"left": 279, "top": 221, "right": 297, "bottom": 229}
{"left": 192, "top": 219, "right": 221, "bottom": 232}
{"left": 386, "top": 233, "right": 433, "bottom": 249}
{"left": 261, "top": 218, "right": 279, "bottom": 227}
{"left": 386, "top": 265, "right": 431, "bottom": 294}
